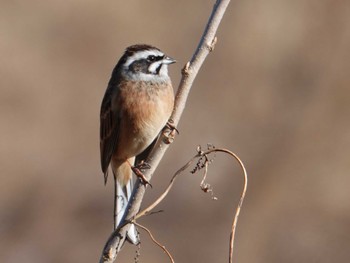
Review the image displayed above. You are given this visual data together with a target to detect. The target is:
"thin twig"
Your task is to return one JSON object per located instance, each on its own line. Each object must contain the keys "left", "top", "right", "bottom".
{"left": 133, "top": 147, "right": 248, "bottom": 263}
{"left": 99, "top": 1, "right": 232, "bottom": 262}
{"left": 133, "top": 222, "right": 175, "bottom": 263}
{"left": 209, "top": 149, "right": 248, "bottom": 263}
{"left": 135, "top": 155, "right": 198, "bottom": 220}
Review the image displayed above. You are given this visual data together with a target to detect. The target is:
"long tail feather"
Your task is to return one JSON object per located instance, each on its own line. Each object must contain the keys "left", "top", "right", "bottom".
{"left": 113, "top": 158, "right": 139, "bottom": 244}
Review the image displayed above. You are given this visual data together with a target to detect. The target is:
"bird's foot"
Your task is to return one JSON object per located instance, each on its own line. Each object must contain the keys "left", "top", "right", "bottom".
{"left": 166, "top": 119, "right": 179, "bottom": 134}
{"left": 163, "top": 119, "right": 179, "bottom": 144}
{"left": 132, "top": 161, "right": 152, "bottom": 187}
{"left": 136, "top": 160, "right": 151, "bottom": 170}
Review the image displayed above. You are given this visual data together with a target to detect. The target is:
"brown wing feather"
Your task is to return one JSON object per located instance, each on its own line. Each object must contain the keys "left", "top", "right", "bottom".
{"left": 100, "top": 85, "right": 120, "bottom": 182}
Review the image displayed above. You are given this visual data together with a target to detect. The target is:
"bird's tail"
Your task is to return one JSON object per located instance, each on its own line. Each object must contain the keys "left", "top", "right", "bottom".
{"left": 113, "top": 157, "right": 139, "bottom": 245}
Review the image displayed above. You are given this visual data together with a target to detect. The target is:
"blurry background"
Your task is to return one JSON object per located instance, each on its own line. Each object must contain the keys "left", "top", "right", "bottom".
{"left": 1, "top": 0, "right": 350, "bottom": 262}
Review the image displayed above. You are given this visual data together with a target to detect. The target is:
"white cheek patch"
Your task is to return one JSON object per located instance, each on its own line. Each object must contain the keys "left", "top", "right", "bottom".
{"left": 124, "top": 50, "right": 164, "bottom": 67}
{"left": 158, "top": 64, "right": 169, "bottom": 77}
{"left": 148, "top": 61, "right": 163, "bottom": 74}
{"left": 123, "top": 69, "right": 170, "bottom": 82}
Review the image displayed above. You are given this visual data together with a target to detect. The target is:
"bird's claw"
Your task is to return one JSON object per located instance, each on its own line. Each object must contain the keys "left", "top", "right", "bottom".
{"left": 136, "top": 160, "right": 151, "bottom": 170}
{"left": 163, "top": 119, "right": 179, "bottom": 144}
{"left": 166, "top": 119, "right": 179, "bottom": 134}
{"left": 131, "top": 164, "right": 152, "bottom": 187}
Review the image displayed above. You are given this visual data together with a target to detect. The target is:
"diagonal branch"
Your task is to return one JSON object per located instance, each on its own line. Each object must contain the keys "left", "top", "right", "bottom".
{"left": 99, "top": 1, "right": 232, "bottom": 262}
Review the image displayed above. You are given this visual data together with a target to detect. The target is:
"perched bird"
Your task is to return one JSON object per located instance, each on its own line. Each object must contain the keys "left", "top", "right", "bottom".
{"left": 100, "top": 44, "right": 175, "bottom": 243}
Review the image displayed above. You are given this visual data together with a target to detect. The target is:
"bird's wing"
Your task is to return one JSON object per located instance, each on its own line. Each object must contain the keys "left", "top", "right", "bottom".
{"left": 100, "top": 85, "right": 120, "bottom": 183}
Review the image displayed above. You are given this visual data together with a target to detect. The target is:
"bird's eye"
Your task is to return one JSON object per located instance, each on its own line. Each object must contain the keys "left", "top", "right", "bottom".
{"left": 147, "top": 55, "right": 156, "bottom": 62}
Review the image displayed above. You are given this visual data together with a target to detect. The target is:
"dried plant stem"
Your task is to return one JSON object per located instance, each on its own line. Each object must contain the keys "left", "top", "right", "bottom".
{"left": 134, "top": 148, "right": 248, "bottom": 263}
{"left": 135, "top": 156, "right": 196, "bottom": 220}
{"left": 133, "top": 222, "right": 175, "bottom": 263}
{"left": 214, "top": 149, "right": 248, "bottom": 263}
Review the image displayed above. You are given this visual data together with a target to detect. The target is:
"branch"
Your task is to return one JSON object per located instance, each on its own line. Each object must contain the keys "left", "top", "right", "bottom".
{"left": 99, "top": 1, "right": 232, "bottom": 262}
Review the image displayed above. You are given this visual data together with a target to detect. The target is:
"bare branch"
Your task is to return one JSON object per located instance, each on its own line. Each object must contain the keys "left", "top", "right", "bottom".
{"left": 99, "top": 1, "right": 232, "bottom": 262}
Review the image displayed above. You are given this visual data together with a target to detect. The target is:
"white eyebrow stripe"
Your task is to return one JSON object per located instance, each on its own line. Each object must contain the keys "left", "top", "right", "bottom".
{"left": 124, "top": 50, "right": 164, "bottom": 67}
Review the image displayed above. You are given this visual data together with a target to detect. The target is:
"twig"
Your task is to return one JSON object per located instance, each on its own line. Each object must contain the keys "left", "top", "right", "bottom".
{"left": 133, "top": 222, "right": 175, "bottom": 263}
{"left": 135, "top": 155, "right": 198, "bottom": 220}
{"left": 133, "top": 147, "right": 247, "bottom": 263}
{"left": 213, "top": 149, "right": 248, "bottom": 263}
{"left": 99, "top": 1, "right": 232, "bottom": 262}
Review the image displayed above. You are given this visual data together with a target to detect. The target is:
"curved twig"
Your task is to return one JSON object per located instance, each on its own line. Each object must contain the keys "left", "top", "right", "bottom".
{"left": 135, "top": 155, "right": 198, "bottom": 220}
{"left": 133, "top": 222, "right": 175, "bottom": 263}
{"left": 211, "top": 149, "right": 248, "bottom": 263}
{"left": 134, "top": 147, "right": 248, "bottom": 263}
{"left": 99, "top": 1, "right": 232, "bottom": 262}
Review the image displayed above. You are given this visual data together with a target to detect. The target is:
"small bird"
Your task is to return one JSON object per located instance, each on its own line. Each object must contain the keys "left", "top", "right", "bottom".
{"left": 100, "top": 44, "right": 175, "bottom": 244}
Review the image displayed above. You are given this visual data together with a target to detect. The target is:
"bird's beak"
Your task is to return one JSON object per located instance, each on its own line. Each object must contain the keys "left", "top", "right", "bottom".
{"left": 163, "top": 56, "right": 176, "bottom": 64}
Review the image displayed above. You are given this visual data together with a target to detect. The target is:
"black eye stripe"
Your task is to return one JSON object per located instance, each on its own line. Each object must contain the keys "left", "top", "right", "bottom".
{"left": 147, "top": 55, "right": 164, "bottom": 62}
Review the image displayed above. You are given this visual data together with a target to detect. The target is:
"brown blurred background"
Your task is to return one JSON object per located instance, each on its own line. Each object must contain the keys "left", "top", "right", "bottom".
{"left": 1, "top": 0, "right": 350, "bottom": 262}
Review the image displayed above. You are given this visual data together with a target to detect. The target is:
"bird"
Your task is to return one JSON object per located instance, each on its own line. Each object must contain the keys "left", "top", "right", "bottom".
{"left": 99, "top": 44, "right": 175, "bottom": 244}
